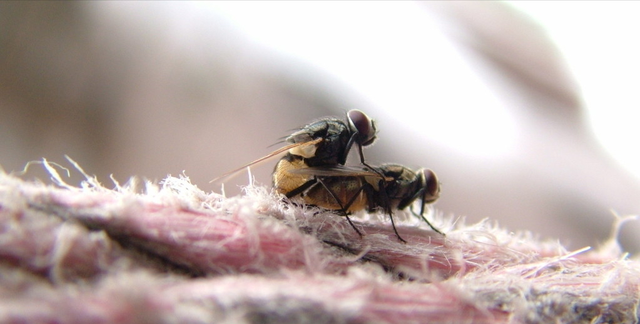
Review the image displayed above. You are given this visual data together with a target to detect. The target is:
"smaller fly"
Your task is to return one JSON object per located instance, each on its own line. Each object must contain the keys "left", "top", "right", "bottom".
{"left": 276, "top": 163, "right": 444, "bottom": 242}
{"left": 212, "top": 109, "right": 380, "bottom": 182}
{"left": 284, "top": 109, "right": 378, "bottom": 168}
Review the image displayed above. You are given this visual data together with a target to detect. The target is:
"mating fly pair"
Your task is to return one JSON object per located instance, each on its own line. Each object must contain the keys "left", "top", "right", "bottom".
{"left": 218, "top": 110, "right": 443, "bottom": 242}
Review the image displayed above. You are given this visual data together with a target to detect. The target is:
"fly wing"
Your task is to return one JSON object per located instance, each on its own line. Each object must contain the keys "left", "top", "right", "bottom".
{"left": 210, "top": 138, "right": 322, "bottom": 183}
{"left": 287, "top": 165, "right": 391, "bottom": 180}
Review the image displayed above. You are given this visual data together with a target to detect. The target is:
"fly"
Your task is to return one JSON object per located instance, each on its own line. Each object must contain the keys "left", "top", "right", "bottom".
{"left": 277, "top": 163, "right": 444, "bottom": 242}
{"left": 213, "top": 109, "right": 379, "bottom": 182}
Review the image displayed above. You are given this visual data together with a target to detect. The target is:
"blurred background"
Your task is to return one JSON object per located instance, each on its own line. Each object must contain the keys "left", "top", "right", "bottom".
{"left": 1, "top": 1, "right": 640, "bottom": 253}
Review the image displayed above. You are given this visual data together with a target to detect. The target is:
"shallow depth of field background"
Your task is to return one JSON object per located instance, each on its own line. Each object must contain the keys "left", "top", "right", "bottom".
{"left": 1, "top": 2, "right": 640, "bottom": 253}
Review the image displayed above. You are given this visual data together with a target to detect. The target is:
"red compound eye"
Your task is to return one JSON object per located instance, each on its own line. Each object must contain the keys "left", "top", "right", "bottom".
{"left": 347, "top": 109, "right": 377, "bottom": 146}
{"left": 422, "top": 169, "right": 440, "bottom": 203}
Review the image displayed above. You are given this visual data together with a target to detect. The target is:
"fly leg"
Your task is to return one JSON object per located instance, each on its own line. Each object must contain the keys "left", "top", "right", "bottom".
{"left": 285, "top": 178, "right": 317, "bottom": 199}
{"left": 288, "top": 176, "right": 366, "bottom": 238}
{"left": 372, "top": 181, "right": 406, "bottom": 243}
{"left": 315, "top": 177, "right": 366, "bottom": 238}
{"left": 344, "top": 132, "right": 386, "bottom": 181}
{"left": 387, "top": 208, "right": 406, "bottom": 243}
{"left": 356, "top": 143, "right": 388, "bottom": 182}
{"left": 409, "top": 204, "right": 444, "bottom": 235}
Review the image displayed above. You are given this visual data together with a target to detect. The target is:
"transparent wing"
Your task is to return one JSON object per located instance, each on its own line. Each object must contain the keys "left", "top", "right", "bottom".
{"left": 210, "top": 138, "right": 322, "bottom": 183}
{"left": 288, "top": 165, "right": 390, "bottom": 180}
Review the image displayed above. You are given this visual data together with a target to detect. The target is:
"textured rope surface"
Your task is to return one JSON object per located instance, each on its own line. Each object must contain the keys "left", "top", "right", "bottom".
{"left": 1, "top": 162, "right": 638, "bottom": 324}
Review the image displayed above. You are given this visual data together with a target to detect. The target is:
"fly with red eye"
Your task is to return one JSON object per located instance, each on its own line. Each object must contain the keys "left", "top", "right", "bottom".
{"left": 280, "top": 163, "right": 444, "bottom": 242}
{"left": 212, "top": 110, "right": 379, "bottom": 183}
{"left": 281, "top": 109, "right": 378, "bottom": 168}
